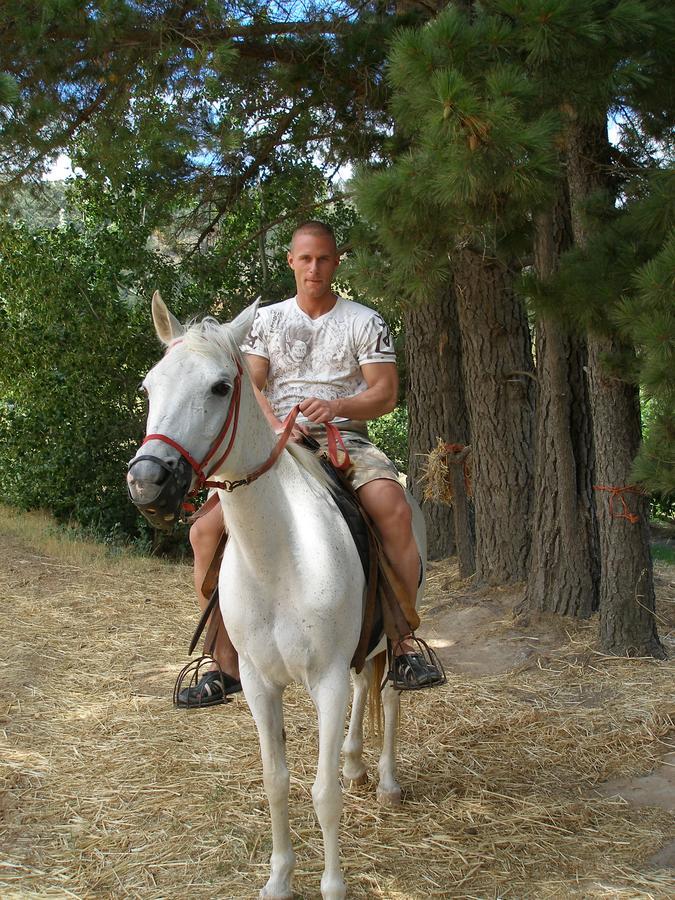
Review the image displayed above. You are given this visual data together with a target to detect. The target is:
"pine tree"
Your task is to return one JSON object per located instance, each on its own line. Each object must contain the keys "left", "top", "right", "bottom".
{"left": 352, "top": 6, "right": 567, "bottom": 583}
{"left": 523, "top": 194, "right": 599, "bottom": 618}
{"left": 501, "top": 0, "right": 672, "bottom": 655}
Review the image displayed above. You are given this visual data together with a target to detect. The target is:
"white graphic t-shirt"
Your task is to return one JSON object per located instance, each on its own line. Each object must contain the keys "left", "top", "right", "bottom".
{"left": 242, "top": 296, "right": 396, "bottom": 422}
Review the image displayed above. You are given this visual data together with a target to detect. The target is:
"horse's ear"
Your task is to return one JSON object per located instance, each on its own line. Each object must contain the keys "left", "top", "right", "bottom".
{"left": 152, "top": 290, "right": 185, "bottom": 345}
{"left": 228, "top": 297, "right": 261, "bottom": 347}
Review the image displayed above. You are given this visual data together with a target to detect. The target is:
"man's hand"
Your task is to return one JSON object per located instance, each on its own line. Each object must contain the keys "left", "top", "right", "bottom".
{"left": 299, "top": 397, "right": 337, "bottom": 424}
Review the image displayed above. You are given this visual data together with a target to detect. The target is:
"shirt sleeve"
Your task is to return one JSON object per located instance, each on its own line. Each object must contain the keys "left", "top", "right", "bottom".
{"left": 355, "top": 311, "right": 397, "bottom": 365}
{"left": 241, "top": 308, "right": 269, "bottom": 359}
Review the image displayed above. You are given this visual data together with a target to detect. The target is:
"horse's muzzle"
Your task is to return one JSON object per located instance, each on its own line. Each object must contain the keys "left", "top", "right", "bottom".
{"left": 127, "top": 453, "right": 193, "bottom": 531}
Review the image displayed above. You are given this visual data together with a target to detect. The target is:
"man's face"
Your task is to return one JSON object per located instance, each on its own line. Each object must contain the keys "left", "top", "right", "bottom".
{"left": 287, "top": 232, "right": 340, "bottom": 301}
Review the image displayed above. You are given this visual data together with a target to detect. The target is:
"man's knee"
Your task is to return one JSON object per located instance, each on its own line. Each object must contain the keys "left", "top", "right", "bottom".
{"left": 358, "top": 480, "right": 412, "bottom": 541}
{"left": 189, "top": 505, "right": 224, "bottom": 557}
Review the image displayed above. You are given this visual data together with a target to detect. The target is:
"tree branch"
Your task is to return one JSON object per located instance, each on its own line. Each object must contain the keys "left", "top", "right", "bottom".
{"left": 187, "top": 106, "right": 304, "bottom": 255}
{"left": 2, "top": 84, "right": 111, "bottom": 187}
{"left": 224, "top": 191, "right": 353, "bottom": 257}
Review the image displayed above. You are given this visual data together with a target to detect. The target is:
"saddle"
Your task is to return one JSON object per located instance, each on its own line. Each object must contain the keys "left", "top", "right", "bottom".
{"left": 188, "top": 438, "right": 420, "bottom": 675}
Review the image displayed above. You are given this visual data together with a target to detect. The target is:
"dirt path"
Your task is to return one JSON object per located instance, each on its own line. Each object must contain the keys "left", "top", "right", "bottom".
{"left": 1, "top": 510, "right": 674, "bottom": 898}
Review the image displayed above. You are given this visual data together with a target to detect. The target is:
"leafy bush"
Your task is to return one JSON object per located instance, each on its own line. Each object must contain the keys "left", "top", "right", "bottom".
{"left": 368, "top": 405, "right": 409, "bottom": 473}
{"left": 0, "top": 214, "right": 205, "bottom": 546}
{"left": 0, "top": 176, "right": 365, "bottom": 550}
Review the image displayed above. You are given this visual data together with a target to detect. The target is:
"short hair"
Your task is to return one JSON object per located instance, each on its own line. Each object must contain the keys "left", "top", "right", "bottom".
{"left": 290, "top": 220, "right": 337, "bottom": 250}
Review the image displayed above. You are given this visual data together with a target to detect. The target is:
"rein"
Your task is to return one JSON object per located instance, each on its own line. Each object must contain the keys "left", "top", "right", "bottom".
{"left": 141, "top": 355, "right": 352, "bottom": 502}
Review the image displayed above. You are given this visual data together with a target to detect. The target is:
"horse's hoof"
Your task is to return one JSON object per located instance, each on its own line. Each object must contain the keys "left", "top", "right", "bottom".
{"left": 259, "top": 878, "right": 293, "bottom": 900}
{"left": 344, "top": 771, "right": 368, "bottom": 788}
{"left": 376, "top": 786, "right": 402, "bottom": 807}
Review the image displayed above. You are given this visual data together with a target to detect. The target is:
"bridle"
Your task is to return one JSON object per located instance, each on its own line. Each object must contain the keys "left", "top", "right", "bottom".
{"left": 140, "top": 357, "right": 294, "bottom": 497}
{"left": 132, "top": 351, "right": 352, "bottom": 521}
{"left": 142, "top": 358, "right": 248, "bottom": 494}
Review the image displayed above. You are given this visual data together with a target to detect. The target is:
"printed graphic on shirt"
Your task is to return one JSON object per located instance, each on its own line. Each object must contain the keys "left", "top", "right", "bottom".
{"left": 373, "top": 314, "right": 395, "bottom": 357}
{"left": 242, "top": 296, "right": 396, "bottom": 421}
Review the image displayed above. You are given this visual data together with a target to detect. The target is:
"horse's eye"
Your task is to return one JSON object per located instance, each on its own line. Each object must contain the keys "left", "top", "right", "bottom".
{"left": 138, "top": 383, "right": 147, "bottom": 395}
{"left": 211, "top": 381, "right": 230, "bottom": 397}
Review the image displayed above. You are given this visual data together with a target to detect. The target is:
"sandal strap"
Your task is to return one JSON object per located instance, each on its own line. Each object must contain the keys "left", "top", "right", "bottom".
{"left": 194, "top": 669, "right": 240, "bottom": 693}
{"left": 395, "top": 652, "right": 440, "bottom": 686}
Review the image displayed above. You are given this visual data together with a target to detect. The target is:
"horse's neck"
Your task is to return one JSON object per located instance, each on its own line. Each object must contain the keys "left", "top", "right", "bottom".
{"left": 216, "top": 375, "right": 276, "bottom": 481}
{"left": 214, "top": 378, "right": 300, "bottom": 537}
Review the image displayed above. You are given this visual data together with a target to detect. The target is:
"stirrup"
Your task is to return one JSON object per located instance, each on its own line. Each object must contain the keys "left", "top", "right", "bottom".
{"left": 386, "top": 635, "right": 447, "bottom": 691}
{"left": 173, "top": 654, "right": 229, "bottom": 708}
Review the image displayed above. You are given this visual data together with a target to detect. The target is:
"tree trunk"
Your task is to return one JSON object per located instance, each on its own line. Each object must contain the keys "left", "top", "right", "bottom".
{"left": 405, "top": 282, "right": 470, "bottom": 560}
{"left": 445, "top": 444, "right": 475, "bottom": 577}
{"left": 525, "top": 198, "right": 599, "bottom": 616}
{"left": 566, "top": 116, "right": 664, "bottom": 657}
{"left": 453, "top": 248, "right": 534, "bottom": 583}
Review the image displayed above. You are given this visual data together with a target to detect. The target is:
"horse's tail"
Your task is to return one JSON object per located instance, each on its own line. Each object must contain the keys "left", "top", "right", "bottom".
{"left": 368, "top": 651, "right": 386, "bottom": 735}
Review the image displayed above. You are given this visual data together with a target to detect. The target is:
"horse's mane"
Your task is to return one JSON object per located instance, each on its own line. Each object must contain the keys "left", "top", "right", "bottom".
{"left": 182, "top": 316, "right": 242, "bottom": 363}
{"left": 181, "top": 317, "right": 335, "bottom": 493}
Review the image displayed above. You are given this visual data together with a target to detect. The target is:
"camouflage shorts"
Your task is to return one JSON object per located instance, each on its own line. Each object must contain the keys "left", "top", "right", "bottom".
{"left": 304, "top": 421, "right": 400, "bottom": 491}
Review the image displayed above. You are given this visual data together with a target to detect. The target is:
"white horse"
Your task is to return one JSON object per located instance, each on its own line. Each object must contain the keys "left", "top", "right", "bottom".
{"left": 127, "top": 293, "right": 427, "bottom": 900}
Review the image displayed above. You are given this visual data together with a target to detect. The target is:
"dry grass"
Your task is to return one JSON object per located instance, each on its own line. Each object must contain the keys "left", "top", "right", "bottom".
{"left": 419, "top": 439, "right": 454, "bottom": 506}
{"left": 419, "top": 440, "right": 472, "bottom": 507}
{"left": 1, "top": 505, "right": 674, "bottom": 899}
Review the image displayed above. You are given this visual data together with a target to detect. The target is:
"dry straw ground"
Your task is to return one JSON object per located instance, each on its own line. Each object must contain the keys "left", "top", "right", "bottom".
{"left": 1, "top": 506, "right": 674, "bottom": 899}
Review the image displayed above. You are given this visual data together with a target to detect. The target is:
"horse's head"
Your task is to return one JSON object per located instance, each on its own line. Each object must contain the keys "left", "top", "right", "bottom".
{"left": 127, "top": 291, "right": 258, "bottom": 530}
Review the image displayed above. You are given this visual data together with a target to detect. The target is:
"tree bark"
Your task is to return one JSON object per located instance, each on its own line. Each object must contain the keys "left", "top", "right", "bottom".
{"left": 405, "top": 282, "right": 470, "bottom": 560}
{"left": 453, "top": 248, "right": 534, "bottom": 583}
{"left": 525, "top": 198, "right": 599, "bottom": 617}
{"left": 566, "top": 117, "right": 664, "bottom": 657}
{"left": 445, "top": 444, "right": 475, "bottom": 577}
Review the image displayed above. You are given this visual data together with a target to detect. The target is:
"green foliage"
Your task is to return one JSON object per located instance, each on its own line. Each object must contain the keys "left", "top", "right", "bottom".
{"left": 3, "top": 181, "right": 68, "bottom": 229}
{"left": 368, "top": 406, "right": 409, "bottom": 474}
{"left": 0, "top": 164, "right": 363, "bottom": 546}
{"left": 0, "top": 212, "right": 197, "bottom": 542}
{"left": 0, "top": 73, "right": 19, "bottom": 105}
{"left": 627, "top": 227, "right": 675, "bottom": 494}
{"left": 651, "top": 544, "right": 675, "bottom": 565}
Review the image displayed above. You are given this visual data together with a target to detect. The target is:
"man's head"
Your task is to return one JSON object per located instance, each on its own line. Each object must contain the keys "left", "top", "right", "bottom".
{"left": 287, "top": 221, "right": 341, "bottom": 304}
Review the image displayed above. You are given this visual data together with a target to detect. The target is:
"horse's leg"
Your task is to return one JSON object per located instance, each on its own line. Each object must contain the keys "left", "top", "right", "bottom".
{"left": 242, "top": 667, "right": 295, "bottom": 900}
{"left": 376, "top": 680, "right": 402, "bottom": 806}
{"left": 309, "top": 667, "right": 351, "bottom": 900}
{"left": 342, "top": 662, "right": 371, "bottom": 787}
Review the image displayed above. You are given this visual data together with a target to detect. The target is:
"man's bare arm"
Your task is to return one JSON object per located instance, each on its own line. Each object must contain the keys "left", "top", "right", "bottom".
{"left": 244, "top": 355, "right": 281, "bottom": 429}
{"left": 299, "top": 362, "right": 398, "bottom": 424}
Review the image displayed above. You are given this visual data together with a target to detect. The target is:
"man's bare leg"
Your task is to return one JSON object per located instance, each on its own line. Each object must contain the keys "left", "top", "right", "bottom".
{"left": 357, "top": 479, "right": 441, "bottom": 687}
{"left": 356, "top": 478, "right": 419, "bottom": 612}
{"left": 189, "top": 503, "right": 239, "bottom": 680}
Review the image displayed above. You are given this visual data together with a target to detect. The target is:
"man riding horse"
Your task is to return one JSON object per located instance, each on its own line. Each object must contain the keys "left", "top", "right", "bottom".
{"left": 178, "top": 220, "right": 443, "bottom": 707}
